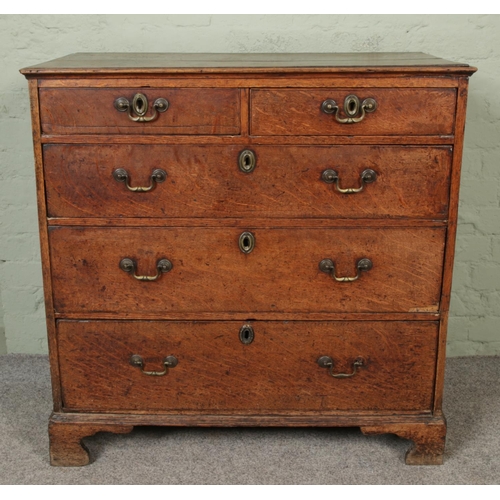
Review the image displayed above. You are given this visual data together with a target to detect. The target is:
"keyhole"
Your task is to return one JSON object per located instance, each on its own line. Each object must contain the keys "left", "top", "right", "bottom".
{"left": 344, "top": 95, "right": 360, "bottom": 117}
{"left": 239, "top": 232, "right": 255, "bottom": 254}
{"left": 238, "top": 150, "right": 256, "bottom": 173}
{"left": 239, "top": 325, "right": 254, "bottom": 345}
{"left": 136, "top": 98, "right": 144, "bottom": 112}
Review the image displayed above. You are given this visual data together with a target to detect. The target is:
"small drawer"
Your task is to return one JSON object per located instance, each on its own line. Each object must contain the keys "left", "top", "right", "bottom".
{"left": 49, "top": 226, "right": 445, "bottom": 315}
{"left": 44, "top": 144, "right": 452, "bottom": 219}
{"left": 57, "top": 320, "right": 438, "bottom": 412}
{"left": 250, "top": 88, "right": 456, "bottom": 136}
{"left": 39, "top": 87, "right": 240, "bottom": 135}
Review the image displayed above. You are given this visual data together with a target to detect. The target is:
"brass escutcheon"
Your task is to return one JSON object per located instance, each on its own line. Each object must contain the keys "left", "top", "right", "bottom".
{"left": 239, "top": 324, "right": 255, "bottom": 345}
{"left": 239, "top": 232, "right": 255, "bottom": 254}
{"left": 238, "top": 149, "right": 256, "bottom": 173}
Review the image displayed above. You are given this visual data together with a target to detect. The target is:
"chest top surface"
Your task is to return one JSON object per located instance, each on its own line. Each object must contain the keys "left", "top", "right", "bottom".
{"left": 20, "top": 52, "right": 476, "bottom": 76}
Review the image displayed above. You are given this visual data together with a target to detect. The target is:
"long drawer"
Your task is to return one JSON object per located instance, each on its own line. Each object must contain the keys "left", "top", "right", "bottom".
{"left": 251, "top": 88, "right": 457, "bottom": 136}
{"left": 57, "top": 320, "right": 438, "bottom": 412}
{"left": 49, "top": 226, "right": 445, "bottom": 315}
{"left": 44, "top": 145, "right": 452, "bottom": 219}
{"left": 39, "top": 88, "right": 241, "bottom": 135}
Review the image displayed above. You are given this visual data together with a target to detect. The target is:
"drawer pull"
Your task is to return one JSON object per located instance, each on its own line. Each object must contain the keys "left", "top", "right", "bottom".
{"left": 119, "top": 258, "right": 172, "bottom": 281}
{"left": 319, "top": 258, "right": 373, "bottom": 282}
{"left": 114, "top": 92, "right": 169, "bottom": 122}
{"left": 238, "top": 149, "right": 256, "bottom": 173}
{"left": 130, "top": 354, "right": 178, "bottom": 376}
{"left": 317, "top": 356, "right": 364, "bottom": 378}
{"left": 113, "top": 168, "right": 167, "bottom": 192}
{"left": 321, "top": 95, "right": 377, "bottom": 124}
{"left": 239, "top": 231, "right": 255, "bottom": 254}
{"left": 321, "top": 168, "right": 377, "bottom": 194}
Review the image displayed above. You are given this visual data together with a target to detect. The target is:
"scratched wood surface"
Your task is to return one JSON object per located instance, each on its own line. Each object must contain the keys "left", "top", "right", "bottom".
{"left": 39, "top": 88, "right": 240, "bottom": 135}
{"left": 20, "top": 52, "right": 475, "bottom": 75}
{"left": 44, "top": 144, "right": 452, "bottom": 219}
{"left": 20, "top": 53, "right": 476, "bottom": 466}
{"left": 57, "top": 320, "right": 438, "bottom": 412}
{"left": 251, "top": 88, "right": 457, "bottom": 136}
{"left": 48, "top": 226, "right": 445, "bottom": 315}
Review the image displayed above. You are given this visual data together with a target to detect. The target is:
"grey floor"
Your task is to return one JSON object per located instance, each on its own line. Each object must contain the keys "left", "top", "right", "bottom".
{"left": 0, "top": 354, "right": 498, "bottom": 484}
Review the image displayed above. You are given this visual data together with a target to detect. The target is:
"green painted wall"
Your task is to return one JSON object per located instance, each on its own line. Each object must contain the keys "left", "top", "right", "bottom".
{"left": 0, "top": 14, "right": 499, "bottom": 356}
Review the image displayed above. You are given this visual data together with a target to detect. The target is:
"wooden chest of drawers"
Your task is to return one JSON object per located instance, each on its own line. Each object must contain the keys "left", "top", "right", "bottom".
{"left": 21, "top": 53, "right": 476, "bottom": 466}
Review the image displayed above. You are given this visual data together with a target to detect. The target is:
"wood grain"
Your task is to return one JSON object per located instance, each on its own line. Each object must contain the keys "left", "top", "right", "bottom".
{"left": 40, "top": 134, "right": 457, "bottom": 145}
{"left": 43, "top": 144, "right": 452, "bottom": 219}
{"left": 20, "top": 52, "right": 476, "bottom": 75}
{"left": 434, "top": 77, "right": 472, "bottom": 414}
{"left": 57, "top": 320, "right": 438, "bottom": 413}
{"left": 251, "top": 88, "right": 457, "bottom": 136}
{"left": 46, "top": 218, "right": 447, "bottom": 228}
{"left": 49, "top": 418, "right": 133, "bottom": 466}
{"left": 21, "top": 52, "right": 476, "bottom": 466}
{"left": 27, "top": 80, "right": 63, "bottom": 411}
{"left": 361, "top": 417, "right": 446, "bottom": 465}
{"left": 48, "top": 226, "right": 446, "bottom": 315}
{"left": 39, "top": 88, "right": 240, "bottom": 135}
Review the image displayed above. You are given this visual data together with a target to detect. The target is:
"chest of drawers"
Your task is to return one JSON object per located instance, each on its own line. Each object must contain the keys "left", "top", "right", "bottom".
{"left": 21, "top": 53, "right": 476, "bottom": 467}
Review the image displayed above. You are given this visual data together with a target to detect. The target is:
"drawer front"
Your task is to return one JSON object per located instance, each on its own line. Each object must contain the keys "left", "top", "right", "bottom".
{"left": 44, "top": 145, "right": 451, "bottom": 219}
{"left": 58, "top": 320, "right": 438, "bottom": 412}
{"left": 39, "top": 88, "right": 240, "bottom": 135}
{"left": 251, "top": 88, "right": 456, "bottom": 136}
{"left": 49, "top": 227, "right": 445, "bottom": 314}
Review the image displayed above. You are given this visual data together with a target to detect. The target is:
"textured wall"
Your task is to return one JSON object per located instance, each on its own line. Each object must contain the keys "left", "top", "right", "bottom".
{"left": 0, "top": 14, "right": 498, "bottom": 355}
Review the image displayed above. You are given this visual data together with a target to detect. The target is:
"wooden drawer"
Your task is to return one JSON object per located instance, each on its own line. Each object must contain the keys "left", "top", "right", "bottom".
{"left": 57, "top": 320, "right": 438, "bottom": 412}
{"left": 49, "top": 226, "right": 445, "bottom": 315}
{"left": 251, "top": 88, "right": 456, "bottom": 136}
{"left": 44, "top": 144, "right": 451, "bottom": 219}
{"left": 39, "top": 88, "right": 240, "bottom": 135}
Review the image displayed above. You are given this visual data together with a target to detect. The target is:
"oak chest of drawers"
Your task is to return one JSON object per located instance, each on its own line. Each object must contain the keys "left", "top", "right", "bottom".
{"left": 21, "top": 53, "right": 476, "bottom": 466}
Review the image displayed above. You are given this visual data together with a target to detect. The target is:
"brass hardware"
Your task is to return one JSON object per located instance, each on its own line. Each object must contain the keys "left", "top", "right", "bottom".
{"left": 113, "top": 168, "right": 167, "bottom": 192}
{"left": 239, "top": 232, "right": 255, "bottom": 254}
{"left": 319, "top": 258, "right": 373, "bottom": 282}
{"left": 119, "top": 258, "right": 172, "bottom": 281}
{"left": 238, "top": 149, "right": 256, "bottom": 173}
{"left": 321, "top": 95, "right": 377, "bottom": 124}
{"left": 317, "top": 356, "right": 364, "bottom": 378}
{"left": 321, "top": 168, "right": 377, "bottom": 194}
{"left": 239, "top": 324, "right": 255, "bottom": 345}
{"left": 130, "top": 354, "right": 178, "bottom": 376}
{"left": 114, "top": 92, "right": 169, "bottom": 122}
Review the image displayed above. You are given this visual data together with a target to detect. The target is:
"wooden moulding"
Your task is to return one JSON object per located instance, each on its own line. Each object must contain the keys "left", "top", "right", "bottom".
{"left": 48, "top": 412, "right": 446, "bottom": 467}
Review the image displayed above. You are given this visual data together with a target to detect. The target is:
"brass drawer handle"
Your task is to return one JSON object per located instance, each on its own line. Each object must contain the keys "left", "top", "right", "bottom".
{"left": 130, "top": 354, "right": 178, "bottom": 376}
{"left": 317, "top": 356, "right": 364, "bottom": 379}
{"left": 114, "top": 92, "right": 169, "bottom": 122}
{"left": 321, "top": 168, "right": 377, "bottom": 194}
{"left": 239, "top": 231, "right": 255, "bottom": 254}
{"left": 119, "top": 258, "right": 172, "bottom": 282}
{"left": 319, "top": 258, "right": 373, "bottom": 282}
{"left": 321, "top": 95, "right": 377, "bottom": 124}
{"left": 113, "top": 168, "right": 167, "bottom": 192}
